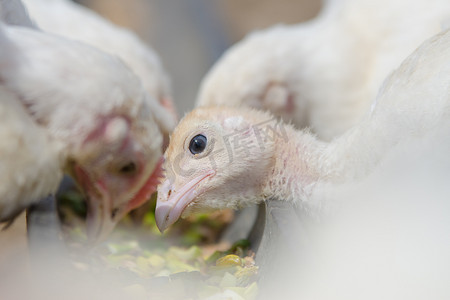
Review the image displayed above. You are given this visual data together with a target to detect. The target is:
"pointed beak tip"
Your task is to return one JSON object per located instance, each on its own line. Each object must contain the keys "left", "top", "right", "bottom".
{"left": 157, "top": 225, "right": 166, "bottom": 234}
{"left": 86, "top": 212, "right": 118, "bottom": 244}
{"left": 155, "top": 202, "right": 172, "bottom": 233}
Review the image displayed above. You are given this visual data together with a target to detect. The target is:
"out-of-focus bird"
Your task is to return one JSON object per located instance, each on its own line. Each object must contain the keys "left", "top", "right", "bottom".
{"left": 0, "top": 21, "right": 164, "bottom": 241}
{"left": 197, "top": 0, "right": 450, "bottom": 141}
{"left": 155, "top": 28, "right": 450, "bottom": 232}
{"left": 0, "top": 86, "right": 63, "bottom": 226}
{"left": 263, "top": 120, "right": 450, "bottom": 300}
{"left": 23, "top": 0, "right": 178, "bottom": 135}
{"left": 22, "top": 0, "right": 179, "bottom": 224}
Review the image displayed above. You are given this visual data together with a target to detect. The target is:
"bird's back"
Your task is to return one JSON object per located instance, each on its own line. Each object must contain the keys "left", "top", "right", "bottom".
{"left": 23, "top": 0, "right": 171, "bottom": 105}
{"left": 324, "top": 29, "right": 450, "bottom": 182}
{"left": 197, "top": 0, "right": 450, "bottom": 141}
{"left": 0, "top": 25, "right": 147, "bottom": 143}
{"left": 372, "top": 29, "right": 450, "bottom": 130}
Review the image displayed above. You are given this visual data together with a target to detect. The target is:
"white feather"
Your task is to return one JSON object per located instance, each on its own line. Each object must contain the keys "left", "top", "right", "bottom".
{"left": 22, "top": 0, "right": 176, "bottom": 134}
{"left": 197, "top": 0, "right": 450, "bottom": 141}
{"left": 0, "top": 86, "right": 62, "bottom": 221}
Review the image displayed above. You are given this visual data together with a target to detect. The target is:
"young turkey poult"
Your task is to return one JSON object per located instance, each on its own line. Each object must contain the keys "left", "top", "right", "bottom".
{"left": 155, "top": 29, "right": 450, "bottom": 232}
{"left": 21, "top": 0, "right": 179, "bottom": 223}
{"left": 197, "top": 0, "right": 450, "bottom": 141}
{"left": 0, "top": 23, "right": 164, "bottom": 241}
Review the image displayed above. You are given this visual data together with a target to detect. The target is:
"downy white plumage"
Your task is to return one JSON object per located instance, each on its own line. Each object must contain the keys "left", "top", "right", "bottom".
{"left": 0, "top": 86, "right": 63, "bottom": 225}
{"left": 0, "top": 0, "right": 34, "bottom": 27}
{"left": 156, "top": 28, "right": 450, "bottom": 231}
{"left": 0, "top": 0, "right": 164, "bottom": 240}
{"left": 197, "top": 0, "right": 450, "bottom": 141}
{"left": 23, "top": 0, "right": 177, "bottom": 134}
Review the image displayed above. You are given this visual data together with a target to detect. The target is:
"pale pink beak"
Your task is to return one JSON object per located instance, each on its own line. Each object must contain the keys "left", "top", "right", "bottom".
{"left": 76, "top": 158, "right": 164, "bottom": 243}
{"left": 85, "top": 195, "right": 117, "bottom": 243}
{"left": 73, "top": 165, "right": 115, "bottom": 243}
{"left": 155, "top": 170, "right": 215, "bottom": 232}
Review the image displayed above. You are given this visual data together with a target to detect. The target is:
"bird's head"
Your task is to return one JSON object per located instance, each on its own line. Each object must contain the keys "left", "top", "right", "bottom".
{"left": 69, "top": 113, "right": 163, "bottom": 242}
{"left": 156, "top": 106, "right": 279, "bottom": 232}
{"left": 0, "top": 26, "right": 166, "bottom": 242}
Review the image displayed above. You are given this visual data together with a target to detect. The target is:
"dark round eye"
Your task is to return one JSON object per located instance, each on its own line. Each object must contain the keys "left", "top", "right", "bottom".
{"left": 189, "top": 134, "right": 207, "bottom": 155}
{"left": 119, "top": 162, "right": 137, "bottom": 174}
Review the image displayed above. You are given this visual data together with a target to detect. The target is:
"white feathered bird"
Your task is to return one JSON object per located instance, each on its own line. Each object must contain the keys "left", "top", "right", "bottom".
{"left": 23, "top": 0, "right": 178, "bottom": 133}
{"left": 197, "top": 0, "right": 450, "bottom": 141}
{"left": 0, "top": 19, "right": 165, "bottom": 240}
{"left": 155, "top": 28, "right": 450, "bottom": 231}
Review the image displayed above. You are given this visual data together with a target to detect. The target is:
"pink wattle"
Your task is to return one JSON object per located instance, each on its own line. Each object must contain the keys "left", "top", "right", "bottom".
{"left": 127, "top": 157, "right": 164, "bottom": 211}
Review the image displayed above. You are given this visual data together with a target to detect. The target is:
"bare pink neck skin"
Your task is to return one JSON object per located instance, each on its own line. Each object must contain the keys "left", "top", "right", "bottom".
{"left": 260, "top": 115, "right": 395, "bottom": 216}
{"left": 261, "top": 125, "right": 329, "bottom": 206}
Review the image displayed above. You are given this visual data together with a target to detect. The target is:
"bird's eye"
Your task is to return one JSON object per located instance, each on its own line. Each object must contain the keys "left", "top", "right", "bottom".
{"left": 189, "top": 134, "right": 207, "bottom": 155}
{"left": 119, "top": 162, "right": 137, "bottom": 174}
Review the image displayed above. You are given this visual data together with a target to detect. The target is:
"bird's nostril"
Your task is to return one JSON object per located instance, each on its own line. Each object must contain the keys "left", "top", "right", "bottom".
{"left": 167, "top": 190, "right": 172, "bottom": 197}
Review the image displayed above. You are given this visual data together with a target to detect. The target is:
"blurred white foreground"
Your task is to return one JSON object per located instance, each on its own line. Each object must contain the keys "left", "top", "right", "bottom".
{"left": 261, "top": 121, "right": 450, "bottom": 300}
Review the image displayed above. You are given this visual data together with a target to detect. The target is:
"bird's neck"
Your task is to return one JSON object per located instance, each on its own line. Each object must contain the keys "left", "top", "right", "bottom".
{"left": 261, "top": 125, "right": 328, "bottom": 206}
{"left": 261, "top": 117, "right": 392, "bottom": 212}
